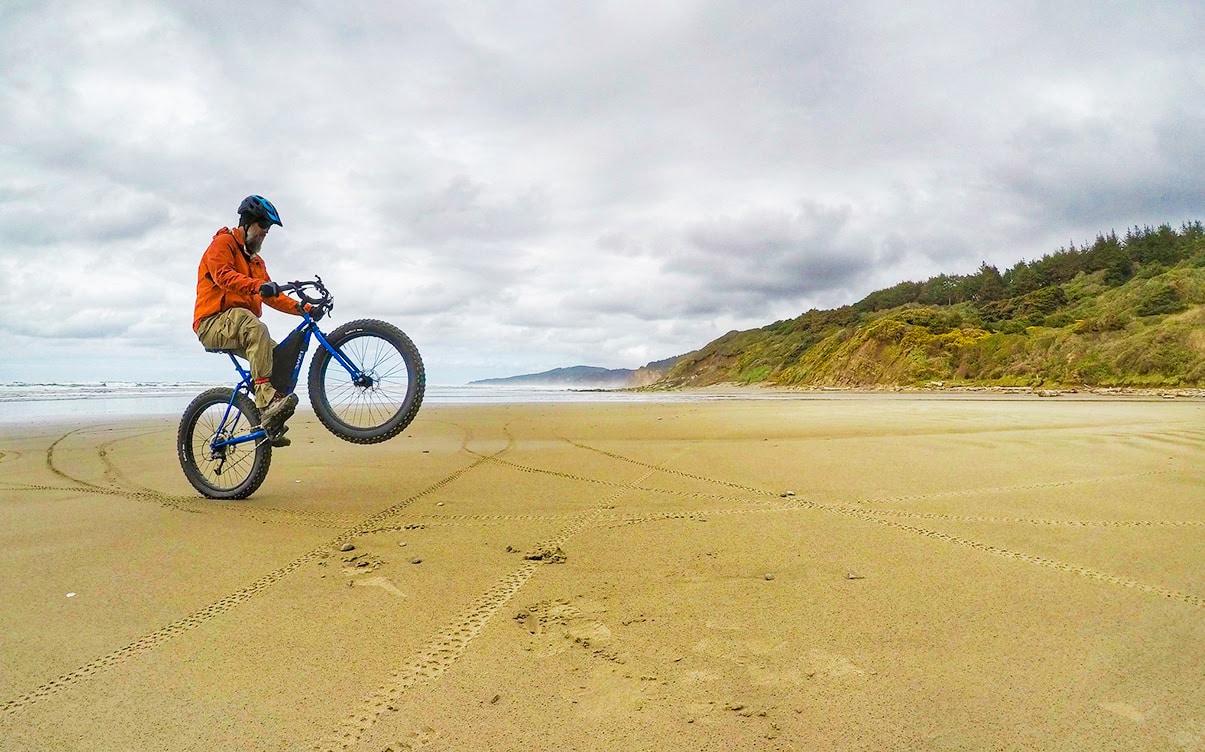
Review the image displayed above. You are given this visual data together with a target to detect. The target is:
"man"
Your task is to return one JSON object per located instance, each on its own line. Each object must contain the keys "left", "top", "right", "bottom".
{"left": 192, "top": 195, "right": 305, "bottom": 446}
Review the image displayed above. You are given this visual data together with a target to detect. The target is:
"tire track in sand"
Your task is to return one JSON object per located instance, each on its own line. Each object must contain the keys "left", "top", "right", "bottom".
{"left": 564, "top": 440, "right": 1205, "bottom": 609}
{"left": 0, "top": 434, "right": 497, "bottom": 716}
{"left": 316, "top": 458, "right": 666, "bottom": 752}
{"left": 804, "top": 499, "right": 1205, "bottom": 608}
{"left": 10, "top": 428, "right": 356, "bottom": 528}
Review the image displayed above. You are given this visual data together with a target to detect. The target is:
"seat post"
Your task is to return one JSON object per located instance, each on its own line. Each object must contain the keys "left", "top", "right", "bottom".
{"left": 206, "top": 347, "right": 255, "bottom": 393}
{"left": 226, "top": 353, "right": 253, "bottom": 389}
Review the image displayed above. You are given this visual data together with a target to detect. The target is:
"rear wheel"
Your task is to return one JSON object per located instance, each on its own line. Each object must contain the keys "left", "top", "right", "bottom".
{"left": 308, "top": 319, "right": 424, "bottom": 444}
{"left": 177, "top": 387, "right": 272, "bottom": 499}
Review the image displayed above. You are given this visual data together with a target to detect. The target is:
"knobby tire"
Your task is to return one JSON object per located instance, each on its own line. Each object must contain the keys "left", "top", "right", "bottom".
{"left": 177, "top": 387, "right": 272, "bottom": 500}
{"left": 307, "top": 319, "right": 425, "bottom": 444}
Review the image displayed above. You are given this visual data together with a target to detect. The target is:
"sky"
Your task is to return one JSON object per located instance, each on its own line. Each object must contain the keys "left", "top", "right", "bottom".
{"left": 1, "top": 1, "right": 1202, "bottom": 386}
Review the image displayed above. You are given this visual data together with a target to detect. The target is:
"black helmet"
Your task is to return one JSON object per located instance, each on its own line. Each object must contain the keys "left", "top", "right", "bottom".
{"left": 237, "top": 195, "right": 283, "bottom": 227}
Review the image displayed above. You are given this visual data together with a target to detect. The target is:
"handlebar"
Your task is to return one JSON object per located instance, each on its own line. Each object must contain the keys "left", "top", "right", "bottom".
{"left": 275, "top": 276, "right": 334, "bottom": 312}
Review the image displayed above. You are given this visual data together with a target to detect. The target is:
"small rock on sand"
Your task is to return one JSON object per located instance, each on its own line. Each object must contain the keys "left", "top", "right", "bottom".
{"left": 339, "top": 543, "right": 355, "bottom": 552}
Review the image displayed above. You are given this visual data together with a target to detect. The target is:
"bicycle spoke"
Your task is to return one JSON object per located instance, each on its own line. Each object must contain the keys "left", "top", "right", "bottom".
{"left": 307, "top": 318, "right": 423, "bottom": 445}
{"left": 322, "top": 333, "right": 411, "bottom": 431}
{"left": 190, "top": 403, "right": 256, "bottom": 491}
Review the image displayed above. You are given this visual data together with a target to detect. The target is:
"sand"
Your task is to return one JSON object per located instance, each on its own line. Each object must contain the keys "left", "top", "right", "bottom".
{"left": 0, "top": 394, "right": 1202, "bottom": 751}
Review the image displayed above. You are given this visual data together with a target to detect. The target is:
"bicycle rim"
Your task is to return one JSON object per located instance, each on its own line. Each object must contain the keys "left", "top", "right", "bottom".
{"left": 319, "top": 332, "right": 412, "bottom": 431}
{"left": 188, "top": 401, "right": 261, "bottom": 494}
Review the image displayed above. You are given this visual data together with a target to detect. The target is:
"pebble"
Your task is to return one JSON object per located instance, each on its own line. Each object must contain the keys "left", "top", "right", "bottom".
{"left": 398, "top": 541, "right": 407, "bottom": 547}
{"left": 411, "top": 557, "right": 423, "bottom": 565}
{"left": 764, "top": 574, "right": 775, "bottom": 581}
{"left": 339, "top": 543, "right": 355, "bottom": 552}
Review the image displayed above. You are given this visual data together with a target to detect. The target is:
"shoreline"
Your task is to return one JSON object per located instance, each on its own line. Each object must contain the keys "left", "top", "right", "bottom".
{"left": 627, "top": 381, "right": 1205, "bottom": 400}
{"left": 4, "top": 380, "right": 1202, "bottom": 428}
{"left": 4, "top": 383, "right": 1203, "bottom": 433}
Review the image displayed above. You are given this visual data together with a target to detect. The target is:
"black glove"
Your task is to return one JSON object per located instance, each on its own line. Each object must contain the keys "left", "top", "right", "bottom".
{"left": 259, "top": 281, "right": 281, "bottom": 298}
{"left": 298, "top": 302, "right": 325, "bottom": 321}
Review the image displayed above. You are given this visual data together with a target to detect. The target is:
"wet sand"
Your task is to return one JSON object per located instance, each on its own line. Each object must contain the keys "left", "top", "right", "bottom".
{"left": 0, "top": 396, "right": 1202, "bottom": 751}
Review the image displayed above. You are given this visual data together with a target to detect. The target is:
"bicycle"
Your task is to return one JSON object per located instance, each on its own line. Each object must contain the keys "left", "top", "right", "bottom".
{"left": 177, "top": 277, "right": 425, "bottom": 500}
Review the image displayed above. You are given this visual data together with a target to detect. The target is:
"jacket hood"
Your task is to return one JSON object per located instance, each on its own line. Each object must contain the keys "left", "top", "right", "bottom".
{"left": 213, "top": 226, "right": 251, "bottom": 256}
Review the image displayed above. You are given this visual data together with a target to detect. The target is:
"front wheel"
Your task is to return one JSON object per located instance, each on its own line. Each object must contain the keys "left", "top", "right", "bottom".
{"left": 177, "top": 387, "right": 272, "bottom": 499}
{"left": 308, "top": 319, "right": 425, "bottom": 444}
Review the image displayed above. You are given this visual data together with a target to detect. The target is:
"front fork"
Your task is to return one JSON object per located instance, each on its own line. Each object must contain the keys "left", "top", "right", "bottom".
{"left": 312, "top": 328, "right": 372, "bottom": 387}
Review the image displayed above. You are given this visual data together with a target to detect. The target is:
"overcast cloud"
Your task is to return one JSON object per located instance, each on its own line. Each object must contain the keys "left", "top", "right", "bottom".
{"left": 1, "top": 0, "right": 1202, "bottom": 385}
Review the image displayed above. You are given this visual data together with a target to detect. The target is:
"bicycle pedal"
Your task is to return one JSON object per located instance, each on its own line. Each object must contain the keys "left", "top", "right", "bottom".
{"left": 266, "top": 424, "right": 291, "bottom": 447}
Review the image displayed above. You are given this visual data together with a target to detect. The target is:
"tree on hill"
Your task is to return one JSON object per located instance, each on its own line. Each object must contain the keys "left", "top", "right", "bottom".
{"left": 657, "top": 222, "right": 1205, "bottom": 390}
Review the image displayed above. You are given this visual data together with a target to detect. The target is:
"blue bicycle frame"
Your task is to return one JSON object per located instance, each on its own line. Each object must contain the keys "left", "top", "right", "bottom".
{"left": 207, "top": 311, "right": 362, "bottom": 450}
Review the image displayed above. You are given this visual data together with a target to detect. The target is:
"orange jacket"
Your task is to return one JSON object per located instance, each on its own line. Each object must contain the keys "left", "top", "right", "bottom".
{"left": 192, "top": 227, "right": 304, "bottom": 331}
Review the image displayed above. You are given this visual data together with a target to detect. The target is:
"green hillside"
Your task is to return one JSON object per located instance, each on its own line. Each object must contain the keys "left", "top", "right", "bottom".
{"left": 659, "top": 223, "right": 1205, "bottom": 390}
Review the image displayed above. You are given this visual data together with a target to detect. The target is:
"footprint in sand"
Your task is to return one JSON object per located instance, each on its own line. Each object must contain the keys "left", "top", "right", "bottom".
{"left": 383, "top": 725, "right": 440, "bottom": 751}
{"left": 355, "top": 575, "right": 407, "bottom": 598}
{"left": 515, "top": 600, "right": 617, "bottom": 659}
{"left": 693, "top": 635, "right": 865, "bottom": 685}
{"left": 1099, "top": 702, "right": 1146, "bottom": 724}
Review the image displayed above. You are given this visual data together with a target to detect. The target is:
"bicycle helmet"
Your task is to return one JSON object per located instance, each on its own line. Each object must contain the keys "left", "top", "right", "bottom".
{"left": 237, "top": 195, "right": 283, "bottom": 228}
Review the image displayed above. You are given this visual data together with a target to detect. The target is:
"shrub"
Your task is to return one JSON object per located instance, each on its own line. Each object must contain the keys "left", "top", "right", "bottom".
{"left": 738, "top": 365, "right": 772, "bottom": 383}
{"left": 1073, "top": 311, "right": 1130, "bottom": 333}
{"left": 866, "top": 318, "right": 906, "bottom": 343}
{"left": 1135, "top": 286, "right": 1187, "bottom": 317}
{"left": 1073, "top": 357, "right": 1117, "bottom": 385}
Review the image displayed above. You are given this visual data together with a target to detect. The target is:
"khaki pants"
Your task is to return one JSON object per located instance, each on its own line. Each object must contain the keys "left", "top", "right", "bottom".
{"left": 197, "top": 308, "right": 278, "bottom": 408}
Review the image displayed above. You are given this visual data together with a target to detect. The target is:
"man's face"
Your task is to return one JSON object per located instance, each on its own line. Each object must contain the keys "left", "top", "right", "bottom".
{"left": 245, "top": 222, "right": 270, "bottom": 254}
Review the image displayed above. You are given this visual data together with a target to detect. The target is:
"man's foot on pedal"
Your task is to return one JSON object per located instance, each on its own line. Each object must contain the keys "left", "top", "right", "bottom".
{"left": 260, "top": 393, "right": 298, "bottom": 430}
{"left": 268, "top": 425, "right": 291, "bottom": 448}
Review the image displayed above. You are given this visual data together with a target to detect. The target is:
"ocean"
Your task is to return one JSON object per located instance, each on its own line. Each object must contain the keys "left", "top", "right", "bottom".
{"left": 0, "top": 381, "right": 734, "bottom": 424}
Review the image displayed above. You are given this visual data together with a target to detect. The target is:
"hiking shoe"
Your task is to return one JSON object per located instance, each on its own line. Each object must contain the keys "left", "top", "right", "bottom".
{"left": 260, "top": 393, "right": 298, "bottom": 430}
{"left": 268, "top": 425, "right": 291, "bottom": 448}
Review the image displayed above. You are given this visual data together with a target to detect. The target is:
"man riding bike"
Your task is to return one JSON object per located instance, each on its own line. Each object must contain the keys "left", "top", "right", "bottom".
{"left": 192, "top": 195, "right": 311, "bottom": 447}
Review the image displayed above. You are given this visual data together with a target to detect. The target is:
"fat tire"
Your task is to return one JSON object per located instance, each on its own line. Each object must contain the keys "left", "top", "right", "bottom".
{"left": 308, "top": 318, "right": 425, "bottom": 444}
{"left": 177, "top": 387, "right": 272, "bottom": 500}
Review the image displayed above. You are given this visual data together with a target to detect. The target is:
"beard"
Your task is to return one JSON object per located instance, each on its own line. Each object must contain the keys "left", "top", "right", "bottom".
{"left": 245, "top": 231, "right": 264, "bottom": 255}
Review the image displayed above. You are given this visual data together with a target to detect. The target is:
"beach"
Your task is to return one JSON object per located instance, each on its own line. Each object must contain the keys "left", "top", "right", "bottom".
{"left": 0, "top": 395, "right": 1202, "bottom": 751}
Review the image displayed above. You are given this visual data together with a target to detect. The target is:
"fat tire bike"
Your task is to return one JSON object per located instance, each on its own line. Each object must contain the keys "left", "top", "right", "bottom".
{"left": 177, "top": 277, "right": 424, "bottom": 500}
